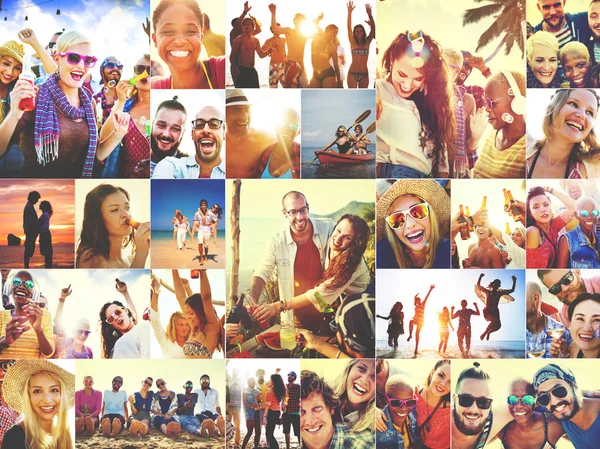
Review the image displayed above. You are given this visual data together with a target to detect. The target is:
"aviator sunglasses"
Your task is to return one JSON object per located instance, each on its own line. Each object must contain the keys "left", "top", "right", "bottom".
{"left": 536, "top": 385, "right": 569, "bottom": 407}
{"left": 58, "top": 52, "right": 98, "bottom": 68}
{"left": 385, "top": 202, "right": 430, "bottom": 230}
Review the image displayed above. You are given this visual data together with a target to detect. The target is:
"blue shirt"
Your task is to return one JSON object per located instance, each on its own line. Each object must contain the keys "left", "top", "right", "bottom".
{"left": 562, "top": 411, "right": 600, "bottom": 449}
{"left": 103, "top": 389, "right": 127, "bottom": 415}
{"left": 152, "top": 154, "right": 226, "bottom": 179}
{"left": 376, "top": 405, "right": 416, "bottom": 449}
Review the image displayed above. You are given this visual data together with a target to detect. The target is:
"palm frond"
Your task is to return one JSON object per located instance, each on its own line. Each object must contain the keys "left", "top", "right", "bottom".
{"left": 463, "top": 4, "right": 504, "bottom": 26}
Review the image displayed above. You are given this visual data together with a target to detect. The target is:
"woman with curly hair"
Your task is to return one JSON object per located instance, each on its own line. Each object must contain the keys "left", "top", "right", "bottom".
{"left": 76, "top": 184, "right": 150, "bottom": 268}
{"left": 265, "top": 374, "right": 286, "bottom": 449}
{"left": 376, "top": 30, "right": 455, "bottom": 178}
{"left": 252, "top": 214, "right": 371, "bottom": 333}
{"left": 527, "top": 88, "right": 600, "bottom": 179}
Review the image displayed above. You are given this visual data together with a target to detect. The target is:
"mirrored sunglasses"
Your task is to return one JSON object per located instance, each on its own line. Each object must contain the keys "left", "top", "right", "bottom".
{"left": 385, "top": 203, "right": 430, "bottom": 230}
{"left": 12, "top": 277, "right": 35, "bottom": 290}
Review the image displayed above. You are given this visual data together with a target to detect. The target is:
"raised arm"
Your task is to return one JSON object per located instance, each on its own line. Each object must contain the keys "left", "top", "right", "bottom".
{"left": 199, "top": 269, "right": 220, "bottom": 327}
{"left": 53, "top": 285, "right": 72, "bottom": 336}
{"left": 506, "top": 275, "right": 517, "bottom": 294}
{"left": 477, "top": 273, "right": 484, "bottom": 287}
{"left": 473, "top": 302, "right": 481, "bottom": 316}
{"left": 171, "top": 269, "right": 189, "bottom": 311}
{"left": 347, "top": 1, "right": 354, "bottom": 44}
{"left": 547, "top": 186, "right": 576, "bottom": 214}
{"left": 376, "top": 314, "right": 391, "bottom": 320}
{"left": 422, "top": 284, "right": 435, "bottom": 306}
{"left": 115, "top": 279, "right": 138, "bottom": 322}
{"left": 18, "top": 28, "right": 57, "bottom": 74}
{"left": 255, "top": 37, "right": 270, "bottom": 59}
{"left": 365, "top": 3, "right": 375, "bottom": 42}
{"left": 450, "top": 306, "right": 458, "bottom": 320}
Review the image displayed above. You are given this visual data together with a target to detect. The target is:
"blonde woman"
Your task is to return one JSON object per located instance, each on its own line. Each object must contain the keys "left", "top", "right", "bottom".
{"left": 527, "top": 89, "right": 600, "bottom": 179}
{"left": 149, "top": 275, "right": 191, "bottom": 358}
{"left": 335, "top": 359, "right": 375, "bottom": 440}
{"left": 526, "top": 31, "right": 561, "bottom": 88}
{"left": 376, "top": 179, "right": 450, "bottom": 268}
{"left": 1, "top": 359, "right": 74, "bottom": 449}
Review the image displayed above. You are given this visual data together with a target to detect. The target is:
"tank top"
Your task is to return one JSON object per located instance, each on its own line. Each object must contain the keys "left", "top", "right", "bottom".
{"left": 120, "top": 117, "right": 150, "bottom": 178}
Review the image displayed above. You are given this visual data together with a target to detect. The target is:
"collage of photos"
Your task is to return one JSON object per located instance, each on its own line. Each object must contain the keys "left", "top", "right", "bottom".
{"left": 0, "top": 0, "right": 599, "bottom": 448}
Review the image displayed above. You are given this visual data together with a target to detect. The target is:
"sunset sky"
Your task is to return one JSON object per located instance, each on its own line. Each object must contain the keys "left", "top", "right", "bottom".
{"left": 0, "top": 180, "right": 75, "bottom": 245}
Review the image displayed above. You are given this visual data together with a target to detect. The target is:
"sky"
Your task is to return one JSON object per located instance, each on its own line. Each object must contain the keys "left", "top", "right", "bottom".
{"left": 0, "top": 180, "right": 75, "bottom": 245}
{"left": 0, "top": 0, "right": 150, "bottom": 88}
{"left": 302, "top": 89, "right": 376, "bottom": 147}
{"left": 151, "top": 179, "right": 226, "bottom": 231}
{"left": 376, "top": 268, "right": 526, "bottom": 344}
{"left": 226, "top": 359, "right": 301, "bottom": 382}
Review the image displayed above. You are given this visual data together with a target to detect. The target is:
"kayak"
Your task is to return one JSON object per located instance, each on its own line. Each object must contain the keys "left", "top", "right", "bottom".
{"left": 314, "top": 150, "right": 374, "bottom": 165}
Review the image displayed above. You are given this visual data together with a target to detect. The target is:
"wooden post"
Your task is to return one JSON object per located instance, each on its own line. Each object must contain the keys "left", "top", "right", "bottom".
{"left": 230, "top": 179, "right": 242, "bottom": 298}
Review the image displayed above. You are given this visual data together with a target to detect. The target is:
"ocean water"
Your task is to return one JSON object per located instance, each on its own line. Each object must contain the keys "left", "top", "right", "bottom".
{"left": 376, "top": 340, "right": 525, "bottom": 359}
{"left": 0, "top": 243, "right": 74, "bottom": 268}
{"left": 152, "top": 229, "right": 225, "bottom": 242}
{"left": 302, "top": 146, "right": 376, "bottom": 179}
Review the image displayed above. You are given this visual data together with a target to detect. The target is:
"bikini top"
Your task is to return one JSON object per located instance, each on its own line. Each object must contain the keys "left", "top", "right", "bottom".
{"left": 183, "top": 340, "right": 212, "bottom": 357}
{"left": 352, "top": 47, "right": 369, "bottom": 56}
{"left": 500, "top": 412, "right": 556, "bottom": 449}
{"left": 527, "top": 145, "right": 583, "bottom": 179}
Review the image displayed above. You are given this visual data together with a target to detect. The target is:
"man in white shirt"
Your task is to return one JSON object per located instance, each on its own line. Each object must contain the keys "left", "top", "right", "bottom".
{"left": 193, "top": 200, "right": 219, "bottom": 265}
{"left": 100, "top": 376, "right": 128, "bottom": 437}
{"left": 194, "top": 375, "right": 225, "bottom": 437}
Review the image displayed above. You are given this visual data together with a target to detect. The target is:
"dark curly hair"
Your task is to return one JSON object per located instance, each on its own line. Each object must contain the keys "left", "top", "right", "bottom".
{"left": 526, "top": 186, "right": 551, "bottom": 228}
{"left": 271, "top": 374, "right": 286, "bottom": 403}
{"left": 301, "top": 370, "right": 341, "bottom": 423}
{"left": 382, "top": 31, "right": 456, "bottom": 174}
{"left": 99, "top": 300, "right": 136, "bottom": 358}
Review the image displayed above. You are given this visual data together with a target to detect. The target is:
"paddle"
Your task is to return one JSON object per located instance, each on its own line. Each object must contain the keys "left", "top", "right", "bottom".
{"left": 308, "top": 110, "right": 371, "bottom": 164}
{"left": 345, "top": 121, "right": 376, "bottom": 153}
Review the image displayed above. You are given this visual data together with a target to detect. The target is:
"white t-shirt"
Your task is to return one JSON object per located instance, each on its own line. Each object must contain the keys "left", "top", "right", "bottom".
{"left": 113, "top": 321, "right": 151, "bottom": 359}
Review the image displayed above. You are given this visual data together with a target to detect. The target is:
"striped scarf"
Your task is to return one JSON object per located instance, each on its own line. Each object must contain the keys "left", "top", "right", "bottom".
{"left": 34, "top": 72, "right": 97, "bottom": 177}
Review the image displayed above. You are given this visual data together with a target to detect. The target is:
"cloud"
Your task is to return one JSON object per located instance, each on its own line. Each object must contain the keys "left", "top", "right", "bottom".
{"left": 302, "top": 130, "right": 323, "bottom": 138}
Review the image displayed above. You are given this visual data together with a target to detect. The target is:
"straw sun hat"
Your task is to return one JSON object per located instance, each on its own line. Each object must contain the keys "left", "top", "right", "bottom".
{"left": 376, "top": 179, "right": 450, "bottom": 240}
{"left": 2, "top": 359, "right": 75, "bottom": 414}
{"left": 0, "top": 41, "right": 25, "bottom": 65}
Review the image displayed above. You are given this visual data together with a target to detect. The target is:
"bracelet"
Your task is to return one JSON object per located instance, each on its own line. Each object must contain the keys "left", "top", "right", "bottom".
{"left": 279, "top": 299, "right": 287, "bottom": 313}
{"left": 481, "top": 67, "right": 491, "bottom": 77}
{"left": 59, "top": 298, "right": 65, "bottom": 303}
{"left": 335, "top": 349, "right": 342, "bottom": 359}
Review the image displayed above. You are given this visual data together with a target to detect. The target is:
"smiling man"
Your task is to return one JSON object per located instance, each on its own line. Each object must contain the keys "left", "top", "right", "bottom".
{"left": 153, "top": 105, "right": 225, "bottom": 178}
{"left": 462, "top": 211, "right": 504, "bottom": 269}
{"left": 100, "top": 376, "right": 128, "bottom": 438}
{"left": 301, "top": 370, "right": 370, "bottom": 449}
{"left": 533, "top": 363, "right": 600, "bottom": 449}
{"left": 150, "top": 96, "right": 188, "bottom": 177}
{"left": 532, "top": 0, "right": 591, "bottom": 48}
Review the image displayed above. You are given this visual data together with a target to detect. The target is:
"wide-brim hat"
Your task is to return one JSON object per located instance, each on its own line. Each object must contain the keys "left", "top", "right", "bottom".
{"left": 376, "top": 179, "right": 450, "bottom": 240}
{"left": 0, "top": 41, "right": 24, "bottom": 65}
{"left": 226, "top": 88, "right": 251, "bottom": 107}
{"left": 2, "top": 359, "right": 75, "bottom": 414}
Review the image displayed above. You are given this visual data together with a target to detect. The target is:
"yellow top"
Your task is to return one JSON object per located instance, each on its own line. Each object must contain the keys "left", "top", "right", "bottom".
{"left": 202, "top": 30, "right": 226, "bottom": 57}
{"left": 0, "top": 309, "right": 55, "bottom": 359}
{"left": 473, "top": 133, "right": 526, "bottom": 179}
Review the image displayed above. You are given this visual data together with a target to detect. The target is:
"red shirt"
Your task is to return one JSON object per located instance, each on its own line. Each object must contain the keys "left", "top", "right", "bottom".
{"left": 294, "top": 238, "right": 323, "bottom": 329}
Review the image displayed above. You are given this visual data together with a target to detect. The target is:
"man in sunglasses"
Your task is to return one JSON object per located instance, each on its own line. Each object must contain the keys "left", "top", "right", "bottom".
{"left": 533, "top": 363, "right": 600, "bottom": 449}
{"left": 92, "top": 57, "right": 124, "bottom": 125}
{"left": 226, "top": 89, "right": 278, "bottom": 178}
{"left": 149, "top": 96, "right": 188, "bottom": 177}
{"left": 556, "top": 196, "right": 600, "bottom": 269}
{"left": 537, "top": 268, "right": 600, "bottom": 327}
{"left": 153, "top": 106, "right": 225, "bottom": 179}
{"left": 194, "top": 375, "right": 225, "bottom": 438}
{"left": 249, "top": 191, "right": 335, "bottom": 333}
{"left": 100, "top": 376, "right": 128, "bottom": 437}
{"left": 75, "top": 375, "right": 102, "bottom": 436}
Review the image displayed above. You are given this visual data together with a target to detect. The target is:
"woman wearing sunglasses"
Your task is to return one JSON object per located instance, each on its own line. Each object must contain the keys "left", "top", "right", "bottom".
{"left": 376, "top": 373, "right": 417, "bottom": 449}
{"left": 53, "top": 284, "right": 93, "bottom": 358}
{"left": 556, "top": 197, "right": 600, "bottom": 269}
{"left": 0, "top": 270, "right": 54, "bottom": 359}
{"left": 76, "top": 184, "right": 150, "bottom": 269}
{"left": 0, "top": 31, "right": 130, "bottom": 178}
{"left": 376, "top": 360, "right": 451, "bottom": 449}
{"left": 127, "top": 377, "right": 154, "bottom": 437}
{"left": 495, "top": 379, "right": 564, "bottom": 449}
{"left": 527, "top": 89, "right": 600, "bottom": 179}
{"left": 99, "top": 55, "right": 151, "bottom": 178}
{"left": 376, "top": 179, "right": 450, "bottom": 269}
{"left": 151, "top": 0, "right": 225, "bottom": 89}
{"left": 98, "top": 279, "right": 148, "bottom": 359}
{"left": 526, "top": 185, "right": 575, "bottom": 269}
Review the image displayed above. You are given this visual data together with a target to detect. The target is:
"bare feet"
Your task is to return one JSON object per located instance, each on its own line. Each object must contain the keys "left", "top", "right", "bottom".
{"left": 76, "top": 417, "right": 85, "bottom": 435}
{"left": 215, "top": 415, "right": 225, "bottom": 437}
{"left": 200, "top": 419, "right": 215, "bottom": 437}
{"left": 112, "top": 417, "right": 122, "bottom": 437}
{"left": 101, "top": 418, "right": 111, "bottom": 437}
{"left": 167, "top": 421, "right": 181, "bottom": 439}
{"left": 85, "top": 416, "right": 94, "bottom": 435}
{"left": 129, "top": 420, "right": 140, "bottom": 437}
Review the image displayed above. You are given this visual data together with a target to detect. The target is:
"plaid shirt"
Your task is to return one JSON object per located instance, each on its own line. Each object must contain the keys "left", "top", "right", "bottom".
{"left": 284, "top": 383, "right": 300, "bottom": 414}
{"left": 329, "top": 423, "right": 374, "bottom": 449}
{"left": 257, "top": 141, "right": 300, "bottom": 179}
{"left": 0, "top": 403, "right": 16, "bottom": 443}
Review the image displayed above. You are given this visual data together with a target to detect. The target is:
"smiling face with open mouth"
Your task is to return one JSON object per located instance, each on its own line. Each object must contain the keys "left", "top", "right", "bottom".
{"left": 427, "top": 362, "right": 450, "bottom": 400}
{"left": 0, "top": 56, "right": 23, "bottom": 85}
{"left": 226, "top": 105, "right": 251, "bottom": 136}
{"left": 11, "top": 271, "right": 35, "bottom": 304}
{"left": 193, "top": 106, "right": 225, "bottom": 163}
{"left": 345, "top": 361, "right": 375, "bottom": 408}
{"left": 301, "top": 391, "right": 334, "bottom": 449}
{"left": 330, "top": 219, "right": 356, "bottom": 255}
{"left": 389, "top": 195, "right": 431, "bottom": 254}
{"left": 453, "top": 378, "right": 492, "bottom": 436}
{"left": 554, "top": 90, "right": 597, "bottom": 143}
{"left": 29, "top": 372, "right": 62, "bottom": 424}
{"left": 105, "top": 303, "right": 132, "bottom": 332}
{"left": 536, "top": 379, "right": 580, "bottom": 421}
{"left": 507, "top": 379, "right": 535, "bottom": 424}
{"left": 570, "top": 299, "right": 600, "bottom": 356}
{"left": 575, "top": 198, "right": 600, "bottom": 233}
{"left": 57, "top": 43, "right": 93, "bottom": 89}
{"left": 387, "top": 382, "right": 415, "bottom": 427}
{"left": 529, "top": 45, "right": 558, "bottom": 87}
{"left": 390, "top": 54, "right": 425, "bottom": 99}
{"left": 153, "top": 3, "right": 202, "bottom": 73}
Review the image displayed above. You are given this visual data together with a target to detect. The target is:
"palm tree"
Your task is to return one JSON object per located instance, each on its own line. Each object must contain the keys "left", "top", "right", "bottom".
{"left": 462, "top": 0, "right": 526, "bottom": 60}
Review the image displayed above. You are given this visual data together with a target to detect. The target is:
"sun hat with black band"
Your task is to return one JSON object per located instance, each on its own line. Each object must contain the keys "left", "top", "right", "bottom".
{"left": 2, "top": 359, "right": 75, "bottom": 414}
{"left": 375, "top": 179, "right": 450, "bottom": 240}
{"left": 0, "top": 41, "right": 24, "bottom": 66}
{"left": 226, "top": 88, "right": 251, "bottom": 107}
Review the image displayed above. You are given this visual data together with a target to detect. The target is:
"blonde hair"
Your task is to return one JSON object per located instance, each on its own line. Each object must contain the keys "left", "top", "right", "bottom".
{"left": 442, "top": 48, "right": 463, "bottom": 69}
{"left": 23, "top": 371, "right": 73, "bottom": 449}
{"left": 335, "top": 360, "right": 375, "bottom": 433}
{"left": 539, "top": 89, "right": 600, "bottom": 160}
{"left": 559, "top": 41, "right": 590, "bottom": 64}
{"left": 72, "top": 317, "right": 90, "bottom": 334}
{"left": 527, "top": 31, "right": 559, "bottom": 64}
{"left": 56, "top": 31, "right": 92, "bottom": 54}
{"left": 513, "top": 227, "right": 526, "bottom": 246}
{"left": 385, "top": 374, "right": 414, "bottom": 396}
{"left": 166, "top": 311, "right": 190, "bottom": 343}
{"left": 385, "top": 198, "right": 440, "bottom": 269}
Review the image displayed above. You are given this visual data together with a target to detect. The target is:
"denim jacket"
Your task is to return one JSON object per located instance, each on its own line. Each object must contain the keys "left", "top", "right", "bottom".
{"left": 376, "top": 405, "right": 417, "bottom": 449}
{"left": 564, "top": 225, "right": 600, "bottom": 269}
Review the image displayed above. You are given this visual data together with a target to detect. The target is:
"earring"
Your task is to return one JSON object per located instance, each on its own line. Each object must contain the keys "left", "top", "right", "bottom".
{"left": 424, "top": 85, "right": 428, "bottom": 96}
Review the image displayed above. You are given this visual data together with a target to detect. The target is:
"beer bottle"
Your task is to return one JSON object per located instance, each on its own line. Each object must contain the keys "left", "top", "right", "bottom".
{"left": 505, "top": 222, "right": 511, "bottom": 235}
{"left": 458, "top": 205, "right": 470, "bottom": 241}
{"left": 465, "top": 206, "right": 475, "bottom": 232}
{"left": 507, "top": 190, "right": 524, "bottom": 222}
{"left": 480, "top": 196, "right": 487, "bottom": 210}
{"left": 503, "top": 189, "right": 512, "bottom": 217}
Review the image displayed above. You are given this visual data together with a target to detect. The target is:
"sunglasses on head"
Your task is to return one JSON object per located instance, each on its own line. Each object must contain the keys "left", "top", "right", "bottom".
{"left": 192, "top": 118, "right": 223, "bottom": 130}
{"left": 548, "top": 271, "right": 575, "bottom": 295}
{"left": 143, "top": 380, "right": 152, "bottom": 387}
{"left": 577, "top": 209, "right": 600, "bottom": 218}
{"left": 105, "top": 61, "right": 123, "bottom": 71}
{"left": 58, "top": 52, "right": 97, "bottom": 68}
{"left": 0, "top": 360, "right": 15, "bottom": 371}
{"left": 457, "top": 394, "right": 493, "bottom": 410}
{"left": 106, "top": 307, "right": 124, "bottom": 324}
{"left": 507, "top": 394, "right": 535, "bottom": 407}
{"left": 12, "top": 277, "right": 34, "bottom": 290}
{"left": 385, "top": 202, "right": 430, "bottom": 230}
{"left": 134, "top": 64, "right": 150, "bottom": 75}
{"left": 536, "top": 385, "right": 569, "bottom": 407}
{"left": 386, "top": 394, "right": 418, "bottom": 409}
{"left": 77, "top": 329, "right": 92, "bottom": 336}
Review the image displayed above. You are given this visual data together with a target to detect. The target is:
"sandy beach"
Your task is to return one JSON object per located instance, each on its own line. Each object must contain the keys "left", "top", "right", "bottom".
{"left": 227, "top": 426, "right": 300, "bottom": 449}
{"left": 150, "top": 238, "right": 225, "bottom": 269}
{"left": 0, "top": 243, "right": 74, "bottom": 268}
{"left": 76, "top": 428, "right": 224, "bottom": 449}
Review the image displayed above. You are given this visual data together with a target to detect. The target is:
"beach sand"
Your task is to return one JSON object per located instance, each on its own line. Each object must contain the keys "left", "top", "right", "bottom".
{"left": 227, "top": 427, "right": 300, "bottom": 449}
{"left": 76, "top": 429, "right": 224, "bottom": 449}
{"left": 0, "top": 243, "right": 74, "bottom": 268}
{"left": 150, "top": 238, "right": 225, "bottom": 269}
